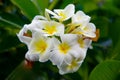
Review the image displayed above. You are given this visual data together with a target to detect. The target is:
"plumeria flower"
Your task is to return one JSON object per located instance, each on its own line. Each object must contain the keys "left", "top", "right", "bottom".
{"left": 72, "top": 11, "right": 90, "bottom": 26}
{"left": 39, "top": 21, "right": 65, "bottom": 36}
{"left": 17, "top": 3, "right": 98, "bottom": 75}
{"left": 49, "top": 34, "right": 86, "bottom": 66}
{"left": 17, "top": 25, "right": 32, "bottom": 45}
{"left": 65, "top": 11, "right": 90, "bottom": 33}
{"left": 57, "top": 36, "right": 92, "bottom": 75}
{"left": 25, "top": 32, "right": 53, "bottom": 62}
{"left": 46, "top": 4, "right": 75, "bottom": 22}
{"left": 58, "top": 57, "right": 83, "bottom": 75}
{"left": 71, "top": 23, "right": 96, "bottom": 38}
{"left": 27, "top": 20, "right": 64, "bottom": 36}
{"left": 77, "top": 35, "right": 92, "bottom": 48}
{"left": 17, "top": 15, "right": 47, "bottom": 45}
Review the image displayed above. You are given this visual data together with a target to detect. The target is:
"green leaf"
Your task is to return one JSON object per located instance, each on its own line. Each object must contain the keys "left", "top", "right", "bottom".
{"left": 0, "top": 28, "right": 20, "bottom": 52}
{"left": 76, "top": 0, "right": 98, "bottom": 12}
{"left": 92, "top": 16, "right": 109, "bottom": 38}
{"left": 89, "top": 60, "right": 120, "bottom": 80}
{"left": 11, "top": 0, "right": 39, "bottom": 20}
{"left": 0, "top": 12, "right": 25, "bottom": 29}
{"left": 6, "top": 61, "right": 45, "bottom": 80}
{"left": 0, "top": 17, "right": 21, "bottom": 29}
{"left": 48, "top": 0, "right": 59, "bottom": 10}
{"left": 59, "top": 0, "right": 74, "bottom": 8}
{"left": 31, "top": 0, "right": 49, "bottom": 14}
{"left": 108, "top": 17, "right": 120, "bottom": 45}
{"left": 110, "top": 37, "right": 120, "bottom": 60}
{"left": 101, "top": 0, "right": 120, "bottom": 16}
{"left": 6, "top": 61, "right": 55, "bottom": 80}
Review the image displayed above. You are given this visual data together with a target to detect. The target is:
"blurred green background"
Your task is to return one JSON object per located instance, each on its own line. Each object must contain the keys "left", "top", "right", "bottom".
{"left": 0, "top": 0, "right": 120, "bottom": 80}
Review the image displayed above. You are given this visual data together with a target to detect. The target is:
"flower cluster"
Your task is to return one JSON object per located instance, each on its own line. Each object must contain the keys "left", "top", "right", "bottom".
{"left": 17, "top": 4, "right": 97, "bottom": 75}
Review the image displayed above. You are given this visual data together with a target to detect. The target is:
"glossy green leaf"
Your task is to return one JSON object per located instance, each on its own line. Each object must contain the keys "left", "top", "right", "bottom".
{"left": 59, "top": 0, "right": 74, "bottom": 8}
{"left": 110, "top": 37, "right": 120, "bottom": 60}
{"left": 81, "top": 1, "right": 98, "bottom": 12}
{"left": 11, "top": 0, "right": 39, "bottom": 20}
{"left": 101, "top": 0, "right": 120, "bottom": 16}
{"left": 0, "top": 12, "right": 25, "bottom": 29}
{"left": 92, "top": 16, "right": 109, "bottom": 38}
{"left": 31, "top": 0, "right": 49, "bottom": 14}
{"left": 108, "top": 17, "right": 120, "bottom": 45}
{"left": 75, "top": 0, "right": 98, "bottom": 12}
{"left": 89, "top": 60, "right": 120, "bottom": 80}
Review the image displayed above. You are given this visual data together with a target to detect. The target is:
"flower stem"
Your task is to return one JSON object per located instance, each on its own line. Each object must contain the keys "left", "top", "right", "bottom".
{"left": 48, "top": 0, "right": 59, "bottom": 10}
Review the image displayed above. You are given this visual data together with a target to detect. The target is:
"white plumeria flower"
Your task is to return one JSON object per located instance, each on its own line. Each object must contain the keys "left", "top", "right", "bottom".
{"left": 17, "top": 3, "right": 97, "bottom": 75}
{"left": 27, "top": 20, "right": 64, "bottom": 36}
{"left": 39, "top": 21, "right": 65, "bottom": 36}
{"left": 72, "top": 11, "right": 90, "bottom": 27}
{"left": 25, "top": 32, "right": 53, "bottom": 62}
{"left": 49, "top": 34, "right": 86, "bottom": 66}
{"left": 65, "top": 11, "right": 90, "bottom": 33}
{"left": 17, "top": 15, "right": 48, "bottom": 46}
{"left": 26, "top": 19, "right": 65, "bottom": 36}
{"left": 46, "top": 4, "right": 75, "bottom": 22}
{"left": 57, "top": 36, "right": 92, "bottom": 75}
{"left": 71, "top": 23, "right": 96, "bottom": 38}
{"left": 58, "top": 57, "right": 83, "bottom": 75}
{"left": 17, "top": 25, "right": 32, "bottom": 45}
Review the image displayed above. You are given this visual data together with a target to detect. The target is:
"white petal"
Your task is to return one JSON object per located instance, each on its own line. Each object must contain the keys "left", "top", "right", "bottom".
{"left": 53, "top": 4, "right": 75, "bottom": 21}
{"left": 39, "top": 38, "right": 54, "bottom": 62}
{"left": 83, "top": 32, "right": 96, "bottom": 38}
{"left": 58, "top": 58, "right": 83, "bottom": 75}
{"left": 72, "top": 63, "right": 81, "bottom": 72}
{"left": 32, "top": 15, "right": 47, "bottom": 21}
{"left": 39, "top": 52, "right": 51, "bottom": 62}
{"left": 64, "top": 4, "right": 75, "bottom": 19}
{"left": 60, "top": 34, "right": 78, "bottom": 45}
{"left": 72, "top": 11, "right": 90, "bottom": 27}
{"left": 25, "top": 51, "right": 39, "bottom": 61}
{"left": 64, "top": 54, "right": 72, "bottom": 64}
{"left": 27, "top": 20, "right": 46, "bottom": 31}
{"left": 17, "top": 25, "right": 32, "bottom": 45}
{"left": 58, "top": 61, "right": 68, "bottom": 75}
{"left": 69, "top": 46, "right": 83, "bottom": 58}
{"left": 84, "top": 39, "right": 92, "bottom": 48}
{"left": 45, "top": 9, "right": 58, "bottom": 17}
{"left": 87, "top": 23, "right": 96, "bottom": 32}
{"left": 50, "top": 51, "right": 64, "bottom": 66}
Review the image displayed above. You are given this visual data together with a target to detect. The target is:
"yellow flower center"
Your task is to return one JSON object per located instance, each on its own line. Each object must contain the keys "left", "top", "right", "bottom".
{"left": 71, "top": 28, "right": 83, "bottom": 34}
{"left": 34, "top": 39, "right": 48, "bottom": 53}
{"left": 44, "top": 25, "right": 57, "bottom": 35}
{"left": 78, "top": 38, "right": 85, "bottom": 48}
{"left": 58, "top": 12, "right": 66, "bottom": 21}
{"left": 67, "top": 60, "right": 78, "bottom": 70}
{"left": 58, "top": 42, "right": 70, "bottom": 54}
{"left": 83, "top": 26, "right": 89, "bottom": 31}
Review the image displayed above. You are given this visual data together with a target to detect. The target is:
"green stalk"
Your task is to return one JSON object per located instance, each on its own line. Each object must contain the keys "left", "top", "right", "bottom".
{"left": 48, "top": 0, "right": 59, "bottom": 10}
{"left": 0, "top": 17, "right": 21, "bottom": 29}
